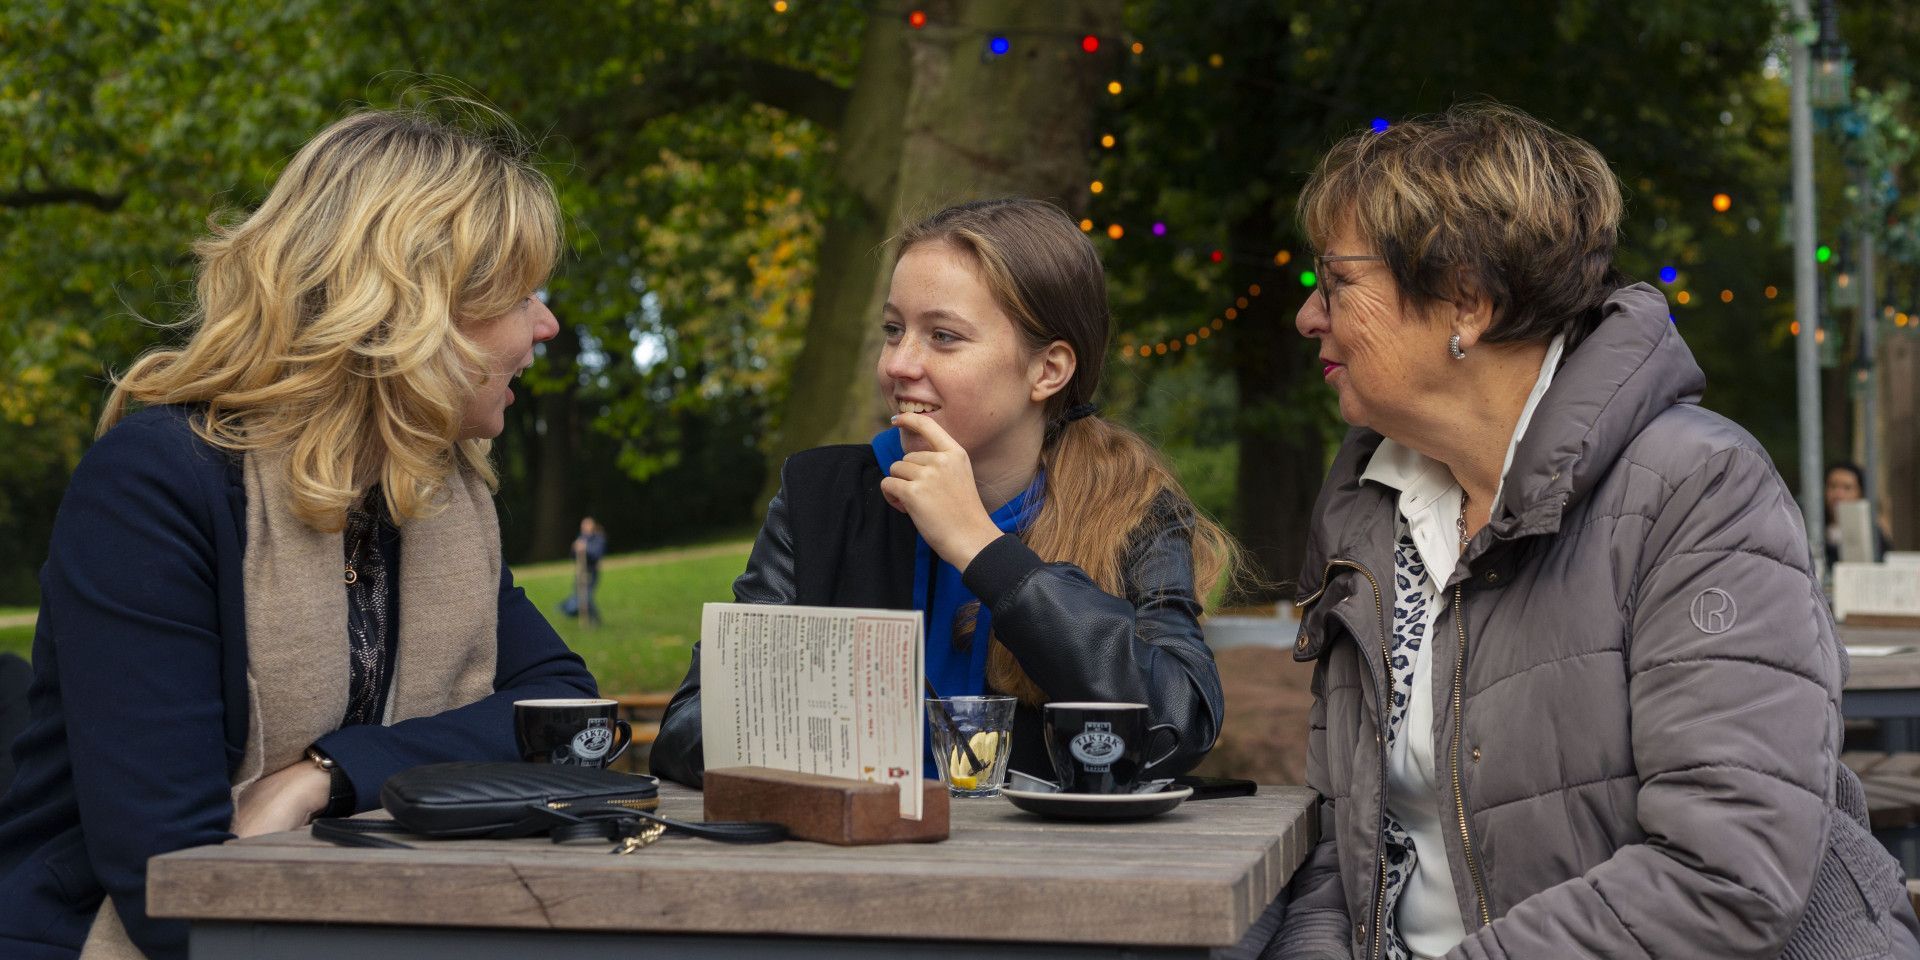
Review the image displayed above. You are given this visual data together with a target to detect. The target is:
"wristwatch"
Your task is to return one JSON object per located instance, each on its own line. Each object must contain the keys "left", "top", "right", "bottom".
{"left": 305, "top": 745, "right": 355, "bottom": 819}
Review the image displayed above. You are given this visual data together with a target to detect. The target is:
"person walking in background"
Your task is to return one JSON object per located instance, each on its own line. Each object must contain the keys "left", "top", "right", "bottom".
{"left": 560, "top": 516, "right": 606, "bottom": 626}
{"left": 0, "top": 103, "right": 599, "bottom": 960}
{"left": 1267, "top": 103, "right": 1917, "bottom": 959}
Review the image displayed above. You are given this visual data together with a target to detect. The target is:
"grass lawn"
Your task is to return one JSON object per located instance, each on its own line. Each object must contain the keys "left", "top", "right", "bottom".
{"left": 0, "top": 624, "right": 29, "bottom": 660}
{"left": 514, "top": 545, "right": 750, "bottom": 695}
{"left": 0, "top": 546, "right": 754, "bottom": 696}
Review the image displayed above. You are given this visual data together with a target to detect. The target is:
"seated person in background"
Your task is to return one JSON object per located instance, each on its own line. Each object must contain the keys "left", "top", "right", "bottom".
{"left": 0, "top": 104, "right": 597, "bottom": 960}
{"left": 1826, "top": 461, "right": 1893, "bottom": 564}
{"left": 652, "top": 197, "right": 1236, "bottom": 787}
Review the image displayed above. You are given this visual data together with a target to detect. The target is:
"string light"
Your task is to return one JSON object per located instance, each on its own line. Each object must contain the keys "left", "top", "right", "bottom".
{"left": 1081, "top": 35, "right": 1100, "bottom": 53}
{"left": 1124, "top": 280, "right": 1267, "bottom": 361}
{"left": 1100, "top": 133, "right": 1116, "bottom": 148}
{"left": 1274, "top": 251, "right": 1292, "bottom": 266}
{"left": 1817, "top": 244, "right": 1832, "bottom": 263}
{"left": 1712, "top": 193, "right": 1732, "bottom": 212}
{"left": 1720, "top": 289, "right": 1733, "bottom": 303}
{"left": 1659, "top": 266, "right": 1678, "bottom": 284}
{"left": 907, "top": 9, "right": 926, "bottom": 28}
{"left": 1765, "top": 285, "right": 1778, "bottom": 298}
{"left": 1078, "top": 218, "right": 1094, "bottom": 232}
{"left": 1107, "top": 223, "right": 1124, "bottom": 239}
{"left": 1089, "top": 180, "right": 1105, "bottom": 194}
{"left": 1676, "top": 290, "right": 1691, "bottom": 304}
{"left": 1107, "top": 80, "right": 1123, "bottom": 95}
{"left": 1370, "top": 118, "right": 1390, "bottom": 134}
{"left": 988, "top": 35, "right": 1010, "bottom": 56}
{"left": 1151, "top": 222, "right": 1167, "bottom": 236}
{"left": 1299, "top": 270, "right": 1317, "bottom": 287}
{"left": 1130, "top": 41, "right": 1144, "bottom": 54}
{"left": 1208, "top": 53, "right": 1224, "bottom": 67}
{"left": 1791, "top": 321, "right": 1802, "bottom": 335}
{"left": 772, "top": 0, "right": 788, "bottom": 11}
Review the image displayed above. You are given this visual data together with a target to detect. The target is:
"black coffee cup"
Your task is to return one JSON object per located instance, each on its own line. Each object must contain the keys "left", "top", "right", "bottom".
{"left": 1042, "top": 701, "right": 1178, "bottom": 794}
{"left": 514, "top": 698, "right": 632, "bottom": 767}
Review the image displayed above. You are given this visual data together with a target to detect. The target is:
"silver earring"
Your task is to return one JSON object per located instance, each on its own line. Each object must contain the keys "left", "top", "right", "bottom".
{"left": 1448, "top": 333, "right": 1467, "bottom": 360}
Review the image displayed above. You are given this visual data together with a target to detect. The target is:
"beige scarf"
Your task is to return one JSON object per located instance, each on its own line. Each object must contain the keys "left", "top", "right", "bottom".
{"left": 84, "top": 448, "right": 501, "bottom": 958}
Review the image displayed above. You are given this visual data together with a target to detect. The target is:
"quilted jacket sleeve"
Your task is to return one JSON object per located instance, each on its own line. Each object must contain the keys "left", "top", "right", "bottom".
{"left": 1450, "top": 445, "right": 1840, "bottom": 959}
{"left": 1266, "top": 656, "right": 1354, "bottom": 959}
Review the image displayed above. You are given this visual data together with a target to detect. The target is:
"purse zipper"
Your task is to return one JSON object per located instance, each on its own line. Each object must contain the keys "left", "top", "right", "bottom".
{"left": 546, "top": 797, "right": 661, "bottom": 811}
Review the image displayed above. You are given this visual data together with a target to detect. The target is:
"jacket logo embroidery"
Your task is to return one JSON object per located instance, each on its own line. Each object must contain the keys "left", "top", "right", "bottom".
{"left": 1690, "top": 588, "right": 1738, "bottom": 634}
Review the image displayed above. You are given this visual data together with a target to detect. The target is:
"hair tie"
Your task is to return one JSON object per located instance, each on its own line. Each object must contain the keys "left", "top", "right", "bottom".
{"left": 1063, "top": 403, "right": 1100, "bottom": 423}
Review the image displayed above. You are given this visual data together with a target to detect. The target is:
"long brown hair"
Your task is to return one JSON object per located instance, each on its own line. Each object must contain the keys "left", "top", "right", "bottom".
{"left": 896, "top": 198, "right": 1239, "bottom": 704}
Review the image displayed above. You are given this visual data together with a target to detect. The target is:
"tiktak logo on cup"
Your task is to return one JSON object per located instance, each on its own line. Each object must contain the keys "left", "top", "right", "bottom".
{"left": 570, "top": 717, "right": 614, "bottom": 761}
{"left": 1069, "top": 720, "right": 1126, "bottom": 773}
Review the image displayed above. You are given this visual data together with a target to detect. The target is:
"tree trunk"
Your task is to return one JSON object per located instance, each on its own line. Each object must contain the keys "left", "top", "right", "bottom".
{"left": 1228, "top": 211, "right": 1326, "bottom": 603}
{"left": 758, "top": 11, "right": 915, "bottom": 499}
{"left": 529, "top": 322, "right": 582, "bottom": 559}
{"left": 764, "top": 0, "right": 1121, "bottom": 503}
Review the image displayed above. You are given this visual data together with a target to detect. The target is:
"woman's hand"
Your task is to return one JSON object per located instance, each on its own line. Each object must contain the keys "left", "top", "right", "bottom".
{"left": 882, "top": 413, "right": 1006, "bottom": 572}
{"left": 231, "top": 760, "right": 333, "bottom": 838}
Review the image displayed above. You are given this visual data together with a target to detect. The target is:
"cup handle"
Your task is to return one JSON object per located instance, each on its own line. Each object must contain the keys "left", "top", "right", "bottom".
{"left": 1141, "top": 722, "right": 1181, "bottom": 772}
{"left": 604, "top": 719, "right": 633, "bottom": 766}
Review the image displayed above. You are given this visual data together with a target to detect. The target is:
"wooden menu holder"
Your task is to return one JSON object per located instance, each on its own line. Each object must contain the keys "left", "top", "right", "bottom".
{"left": 702, "top": 766, "right": 949, "bottom": 846}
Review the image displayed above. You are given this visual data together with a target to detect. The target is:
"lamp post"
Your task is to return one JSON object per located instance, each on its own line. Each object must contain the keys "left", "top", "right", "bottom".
{"left": 1790, "top": 0, "right": 1826, "bottom": 574}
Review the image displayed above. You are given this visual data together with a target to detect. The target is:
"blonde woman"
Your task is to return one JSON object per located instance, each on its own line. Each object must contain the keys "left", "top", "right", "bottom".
{"left": 653, "top": 198, "right": 1234, "bottom": 787}
{"left": 0, "top": 108, "right": 597, "bottom": 960}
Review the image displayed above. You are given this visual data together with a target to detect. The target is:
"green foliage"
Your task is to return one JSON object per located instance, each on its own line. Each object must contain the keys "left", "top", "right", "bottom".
{"left": 0, "top": 1, "right": 869, "bottom": 596}
{"left": 1091, "top": 0, "right": 1821, "bottom": 483}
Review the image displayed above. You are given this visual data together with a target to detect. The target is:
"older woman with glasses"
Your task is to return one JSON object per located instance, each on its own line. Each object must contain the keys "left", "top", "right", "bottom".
{"left": 1261, "top": 104, "right": 1917, "bottom": 960}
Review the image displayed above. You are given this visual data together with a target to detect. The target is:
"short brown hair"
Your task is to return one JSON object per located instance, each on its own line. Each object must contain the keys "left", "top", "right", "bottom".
{"left": 1299, "top": 102, "right": 1624, "bottom": 345}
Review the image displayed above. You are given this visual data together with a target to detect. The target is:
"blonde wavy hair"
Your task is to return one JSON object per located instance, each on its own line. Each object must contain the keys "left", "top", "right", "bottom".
{"left": 897, "top": 199, "right": 1241, "bottom": 706}
{"left": 99, "top": 104, "right": 561, "bottom": 531}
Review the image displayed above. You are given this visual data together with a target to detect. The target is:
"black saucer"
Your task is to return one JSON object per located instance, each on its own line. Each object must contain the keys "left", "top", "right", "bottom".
{"left": 1000, "top": 784, "right": 1193, "bottom": 822}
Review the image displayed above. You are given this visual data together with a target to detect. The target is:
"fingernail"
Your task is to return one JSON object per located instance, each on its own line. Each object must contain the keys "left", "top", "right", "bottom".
{"left": 889, "top": 414, "right": 899, "bottom": 423}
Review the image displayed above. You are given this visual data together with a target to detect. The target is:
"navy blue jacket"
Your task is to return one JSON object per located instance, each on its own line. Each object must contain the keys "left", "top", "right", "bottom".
{"left": 0, "top": 406, "right": 596, "bottom": 959}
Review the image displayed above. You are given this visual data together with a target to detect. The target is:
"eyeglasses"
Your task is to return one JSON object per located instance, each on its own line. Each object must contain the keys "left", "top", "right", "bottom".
{"left": 1313, "top": 254, "right": 1386, "bottom": 314}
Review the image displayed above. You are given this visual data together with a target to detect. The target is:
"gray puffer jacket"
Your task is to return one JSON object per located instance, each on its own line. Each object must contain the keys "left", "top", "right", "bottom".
{"left": 1273, "top": 283, "right": 1919, "bottom": 959}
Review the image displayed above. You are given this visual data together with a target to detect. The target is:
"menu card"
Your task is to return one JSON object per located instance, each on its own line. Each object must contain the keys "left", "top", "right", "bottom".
{"left": 700, "top": 603, "right": 925, "bottom": 819}
{"left": 1833, "top": 562, "right": 1920, "bottom": 622}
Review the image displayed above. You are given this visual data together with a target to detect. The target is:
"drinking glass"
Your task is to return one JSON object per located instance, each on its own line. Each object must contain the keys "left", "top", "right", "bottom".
{"left": 927, "top": 695, "right": 1016, "bottom": 798}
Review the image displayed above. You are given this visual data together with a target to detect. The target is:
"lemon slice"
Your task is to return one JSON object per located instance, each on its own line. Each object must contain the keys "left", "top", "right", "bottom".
{"left": 948, "top": 774, "right": 979, "bottom": 790}
{"left": 967, "top": 731, "right": 999, "bottom": 766}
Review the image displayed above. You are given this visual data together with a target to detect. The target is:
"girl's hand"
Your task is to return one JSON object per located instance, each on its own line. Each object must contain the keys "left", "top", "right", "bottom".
{"left": 882, "top": 413, "right": 1005, "bottom": 572}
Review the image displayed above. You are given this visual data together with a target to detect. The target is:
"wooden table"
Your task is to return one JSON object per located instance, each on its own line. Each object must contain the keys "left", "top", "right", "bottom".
{"left": 1842, "top": 623, "right": 1920, "bottom": 750}
{"left": 148, "top": 782, "right": 1318, "bottom": 959}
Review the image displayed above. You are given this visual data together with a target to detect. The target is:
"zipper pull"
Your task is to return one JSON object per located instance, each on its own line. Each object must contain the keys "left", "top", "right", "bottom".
{"left": 610, "top": 821, "right": 666, "bottom": 855}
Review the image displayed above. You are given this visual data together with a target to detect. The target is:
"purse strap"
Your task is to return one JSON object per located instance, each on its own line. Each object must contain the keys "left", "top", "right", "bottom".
{"left": 311, "top": 804, "right": 788, "bottom": 851}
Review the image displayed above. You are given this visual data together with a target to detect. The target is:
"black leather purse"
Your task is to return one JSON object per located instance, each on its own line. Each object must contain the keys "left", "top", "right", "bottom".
{"left": 312, "top": 762, "right": 786, "bottom": 853}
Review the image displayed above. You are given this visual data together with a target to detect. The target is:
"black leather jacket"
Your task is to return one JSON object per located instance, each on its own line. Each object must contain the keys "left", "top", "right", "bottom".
{"left": 651, "top": 444, "right": 1225, "bottom": 787}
